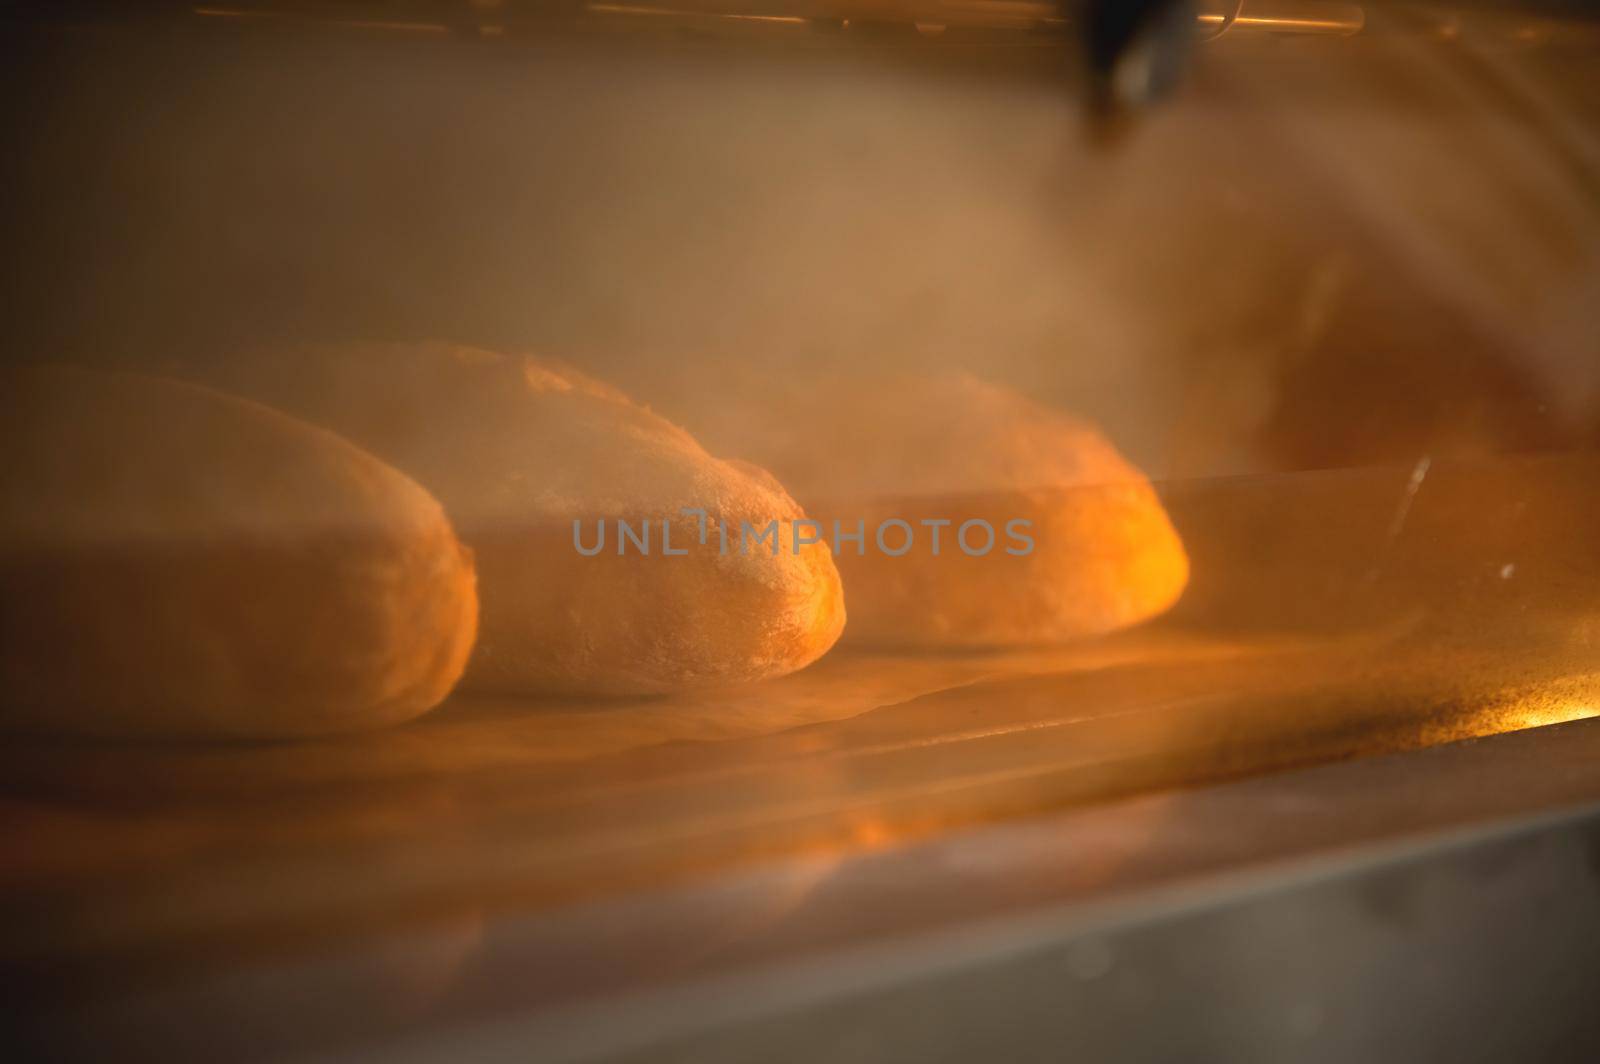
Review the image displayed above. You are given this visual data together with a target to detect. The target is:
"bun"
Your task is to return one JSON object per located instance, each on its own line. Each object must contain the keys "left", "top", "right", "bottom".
{"left": 206, "top": 344, "right": 845, "bottom": 694}
{"left": 687, "top": 372, "right": 1187, "bottom": 646}
{"left": 0, "top": 366, "right": 478, "bottom": 737}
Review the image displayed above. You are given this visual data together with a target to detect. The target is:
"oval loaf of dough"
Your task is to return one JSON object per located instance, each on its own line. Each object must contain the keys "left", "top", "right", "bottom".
{"left": 686, "top": 372, "right": 1188, "bottom": 647}
{"left": 205, "top": 343, "right": 846, "bottom": 695}
{"left": 0, "top": 366, "right": 479, "bottom": 737}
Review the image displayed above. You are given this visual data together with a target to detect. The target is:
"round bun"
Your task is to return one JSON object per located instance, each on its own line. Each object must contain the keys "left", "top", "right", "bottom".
{"left": 0, "top": 366, "right": 478, "bottom": 737}
{"left": 206, "top": 343, "right": 845, "bottom": 694}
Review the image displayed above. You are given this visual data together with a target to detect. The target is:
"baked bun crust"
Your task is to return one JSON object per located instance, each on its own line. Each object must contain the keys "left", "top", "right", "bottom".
{"left": 688, "top": 372, "right": 1188, "bottom": 646}
{"left": 0, "top": 366, "right": 478, "bottom": 737}
{"left": 208, "top": 344, "right": 845, "bottom": 694}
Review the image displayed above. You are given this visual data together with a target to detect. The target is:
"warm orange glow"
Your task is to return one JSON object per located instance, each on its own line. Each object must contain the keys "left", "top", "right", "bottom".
{"left": 846, "top": 815, "right": 897, "bottom": 851}
{"left": 1494, "top": 699, "right": 1599, "bottom": 732}
{"left": 1422, "top": 691, "right": 1600, "bottom": 747}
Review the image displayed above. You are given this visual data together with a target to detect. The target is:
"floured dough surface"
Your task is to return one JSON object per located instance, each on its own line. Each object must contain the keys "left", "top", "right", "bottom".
{"left": 0, "top": 366, "right": 479, "bottom": 738}
{"left": 204, "top": 343, "right": 845, "bottom": 694}
{"left": 681, "top": 372, "right": 1189, "bottom": 646}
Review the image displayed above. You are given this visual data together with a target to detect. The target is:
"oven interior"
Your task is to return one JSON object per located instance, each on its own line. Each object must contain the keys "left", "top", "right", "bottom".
{"left": 3, "top": 2, "right": 1600, "bottom": 1059}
